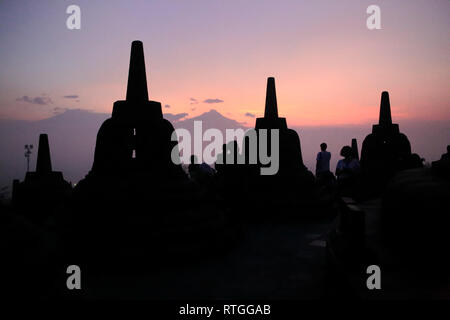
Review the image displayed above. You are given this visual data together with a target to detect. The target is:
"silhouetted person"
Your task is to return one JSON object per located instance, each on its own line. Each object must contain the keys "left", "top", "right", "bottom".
{"left": 407, "top": 153, "right": 424, "bottom": 169}
{"left": 215, "top": 141, "right": 242, "bottom": 184}
{"left": 189, "top": 155, "right": 214, "bottom": 185}
{"left": 441, "top": 145, "right": 450, "bottom": 161}
{"left": 316, "top": 142, "right": 331, "bottom": 177}
{"left": 199, "top": 162, "right": 215, "bottom": 176}
{"left": 189, "top": 155, "right": 200, "bottom": 178}
{"left": 432, "top": 145, "right": 450, "bottom": 180}
{"left": 336, "top": 146, "right": 360, "bottom": 195}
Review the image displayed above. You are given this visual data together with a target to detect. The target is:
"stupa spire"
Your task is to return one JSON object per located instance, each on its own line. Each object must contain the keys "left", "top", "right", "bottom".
{"left": 351, "top": 138, "right": 359, "bottom": 160}
{"left": 264, "top": 77, "right": 278, "bottom": 119}
{"left": 36, "top": 134, "right": 52, "bottom": 173}
{"left": 126, "top": 40, "right": 149, "bottom": 102}
{"left": 379, "top": 91, "right": 392, "bottom": 126}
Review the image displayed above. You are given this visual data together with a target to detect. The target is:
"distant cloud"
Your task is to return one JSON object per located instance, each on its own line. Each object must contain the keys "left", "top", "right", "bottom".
{"left": 245, "top": 112, "right": 255, "bottom": 118}
{"left": 63, "top": 95, "right": 79, "bottom": 99}
{"left": 164, "top": 112, "right": 188, "bottom": 123}
{"left": 164, "top": 104, "right": 171, "bottom": 109}
{"left": 16, "top": 95, "right": 52, "bottom": 105}
{"left": 203, "top": 98, "right": 224, "bottom": 104}
{"left": 191, "top": 107, "right": 196, "bottom": 111}
{"left": 190, "top": 98, "right": 199, "bottom": 105}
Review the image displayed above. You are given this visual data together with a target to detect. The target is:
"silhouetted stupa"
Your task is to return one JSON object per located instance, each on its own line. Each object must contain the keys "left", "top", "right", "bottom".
{"left": 232, "top": 77, "right": 317, "bottom": 217}
{"left": 12, "top": 134, "right": 72, "bottom": 223}
{"left": 90, "top": 41, "right": 178, "bottom": 174}
{"left": 71, "top": 41, "right": 229, "bottom": 263}
{"left": 360, "top": 91, "right": 412, "bottom": 190}
{"left": 255, "top": 77, "right": 306, "bottom": 173}
{"left": 255, "top": 78, "right": 287, "bottom": 130}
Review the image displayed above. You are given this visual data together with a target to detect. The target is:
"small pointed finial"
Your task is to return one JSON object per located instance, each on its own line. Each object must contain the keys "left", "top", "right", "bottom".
{"left": 264, "top": 77, "right": 279, "bottom": 119}
{"left": 36, "top": 134, "right": 52, "bottom": 173}
{"left": 379, "top": 91, "right": 392, "bottom": 126}
{"left": 126, "top": 40, "right": 149, "bottom": 102}
{"left": 351, "top": 138, "right": 359, "bottom": 160}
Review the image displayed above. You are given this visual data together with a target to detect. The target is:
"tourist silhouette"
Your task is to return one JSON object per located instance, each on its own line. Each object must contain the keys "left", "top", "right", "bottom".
{"left": 335, "top": 145, "right": 360, "bottom": 196}
{"left": 316, "top": 142, "right": 331, "bottom": 177}
{"left": 432, "top": 145, "right": 450, "bottom": 180}
{"left": 189, "top": 154, "right": 200, "bottom": 175}
{"left": 189, "top": 154, "right": 215, "bottom": 186}
{"left": 441, "top": 145, "right": 450, "bottom": 160}
{"left": 315, "top": 142, "right": 336, "bottom": 193}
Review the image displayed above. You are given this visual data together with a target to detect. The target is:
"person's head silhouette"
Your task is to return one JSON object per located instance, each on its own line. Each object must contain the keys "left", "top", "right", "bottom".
{"left": 320, "top": 143, "right": 327, "bottom": 151}
{"left": 340, "top": 146, "right": 352, "bottom": 159}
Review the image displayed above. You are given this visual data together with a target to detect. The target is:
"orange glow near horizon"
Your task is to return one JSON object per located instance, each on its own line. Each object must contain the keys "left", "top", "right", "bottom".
{"left": 0, "top": 1, "right": 449, "bottom": 127}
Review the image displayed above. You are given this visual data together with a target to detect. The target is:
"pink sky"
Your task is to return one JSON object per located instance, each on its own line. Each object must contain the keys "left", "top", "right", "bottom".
{"left": 0, "top": 0, "right": 449, "bottom": 126}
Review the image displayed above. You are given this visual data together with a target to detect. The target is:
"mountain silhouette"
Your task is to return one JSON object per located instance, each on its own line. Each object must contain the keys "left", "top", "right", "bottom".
{"left": 176, "top": 109, "right": 247, "bottom": 130}
{"left": 0, "top": 108, "right": 245, "bottom": 190}
{"left": 1, "top": 108, "right": 449, "bottom": 193}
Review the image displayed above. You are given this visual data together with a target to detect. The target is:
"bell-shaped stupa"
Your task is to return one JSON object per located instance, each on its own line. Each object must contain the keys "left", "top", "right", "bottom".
{"left": 222, "top": 77, "right": 317, "bottom": 218}
{"left": 360, "top": 91, "right": 412, "bottom": 190}
{"left": 90, "top": 41, "right": 179, "bottom": 175}
{"left": 71, "top": 41, "right": 230, "bottom": 263}
{"left": 12, "top": 134, "right": 72, "bottom": 223}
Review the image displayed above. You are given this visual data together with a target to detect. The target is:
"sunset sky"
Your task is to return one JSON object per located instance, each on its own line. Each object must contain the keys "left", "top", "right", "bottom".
{"left": 0, "top": 0, "right": 449, "bottom": 126}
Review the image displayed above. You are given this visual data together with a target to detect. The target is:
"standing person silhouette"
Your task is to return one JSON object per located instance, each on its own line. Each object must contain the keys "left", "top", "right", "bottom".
{"left": 316, "top": 143, "right": 331, "bottom": 177}
{"left": 336, "top": 146, "right": 360, "bottom": 195}
{"left": 188, "top": 155, "right": 200, "bottom": 181}
{"left": 441, "top": 145, "right": 450, "bottom": 160}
